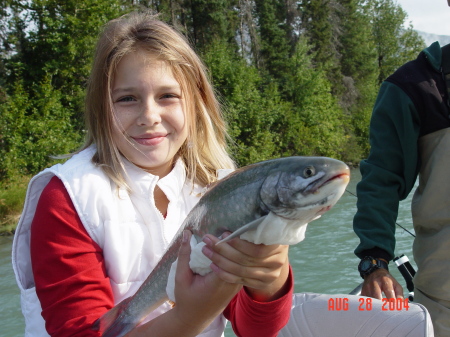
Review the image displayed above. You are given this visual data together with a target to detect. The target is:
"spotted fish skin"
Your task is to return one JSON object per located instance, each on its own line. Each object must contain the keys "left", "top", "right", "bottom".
{"left": 93, "top": 156, "right": 350, "bottom": 337}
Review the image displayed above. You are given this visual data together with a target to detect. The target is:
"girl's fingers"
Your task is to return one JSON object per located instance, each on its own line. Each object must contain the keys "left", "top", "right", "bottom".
{"left": 201, "top": 234, "right": 287, "bottom": 287}
{"left": 215, "top": 232, "right": 279, "bottom": 259}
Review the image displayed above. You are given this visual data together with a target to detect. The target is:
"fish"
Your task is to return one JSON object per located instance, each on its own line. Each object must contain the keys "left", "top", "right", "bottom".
{"left": 92, "top": 156, "right": 350, "bottom": 336}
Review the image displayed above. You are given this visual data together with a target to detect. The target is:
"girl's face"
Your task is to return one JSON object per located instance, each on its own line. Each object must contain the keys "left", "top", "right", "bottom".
{"left": 111, "top": 51, "right": 189, "bottom": 177}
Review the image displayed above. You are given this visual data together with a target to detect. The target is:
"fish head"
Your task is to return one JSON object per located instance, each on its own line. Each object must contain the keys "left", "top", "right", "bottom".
{"left": 260, "top": 157, "right": 350, "bottom": 221}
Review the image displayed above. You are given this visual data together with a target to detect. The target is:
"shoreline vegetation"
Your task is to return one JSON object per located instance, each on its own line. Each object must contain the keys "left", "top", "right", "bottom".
{"left": 0, "top": 176, "right": 30, "bottom": 236}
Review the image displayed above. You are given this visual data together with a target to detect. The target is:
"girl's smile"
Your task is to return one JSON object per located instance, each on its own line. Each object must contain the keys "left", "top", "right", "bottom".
{"left": 132, "top": 133, "right": 167, "bottom": 146}
{"left": 111, "top": 51, "right": 188, "bottom": 177}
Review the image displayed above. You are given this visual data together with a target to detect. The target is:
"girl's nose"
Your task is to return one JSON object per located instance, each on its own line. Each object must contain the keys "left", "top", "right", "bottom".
{"left": 138, "top": 99, "right": 162, "bottom": 126}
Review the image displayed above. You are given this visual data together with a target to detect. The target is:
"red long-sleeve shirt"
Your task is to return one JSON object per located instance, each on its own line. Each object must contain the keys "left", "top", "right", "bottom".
{"left": 30, "top": 177, "right": 293, "bottom": 336}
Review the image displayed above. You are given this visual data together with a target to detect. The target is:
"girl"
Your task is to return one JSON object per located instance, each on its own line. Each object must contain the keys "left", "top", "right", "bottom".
{"left": 12, "top": 11, "right": 293, "bottom": 337}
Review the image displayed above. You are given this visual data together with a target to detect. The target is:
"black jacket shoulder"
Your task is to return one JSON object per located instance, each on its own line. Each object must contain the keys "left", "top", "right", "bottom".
{"left": 385, "top": 51, "right": 450, "bottom": 137}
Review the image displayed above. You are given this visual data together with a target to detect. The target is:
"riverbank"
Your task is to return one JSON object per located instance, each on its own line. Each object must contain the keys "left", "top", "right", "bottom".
{"left": 0, "top": 212, "right": 20, "bottom": 236}
{"left": 0, "top": 209, "right": 21, "bottom": 236}
{"left": 0, "top": 176, "right": 29, "bottom": 236}
{"left": 0, "top": 221, "right": 18, "bottom": 236}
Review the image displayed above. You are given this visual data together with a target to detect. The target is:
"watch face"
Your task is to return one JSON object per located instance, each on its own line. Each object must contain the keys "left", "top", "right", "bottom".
{"left": 359, "top": 257, "right": 384, "bottom": 279}
{"left": 360, "top": 259, "right": 373, "bottom": 271}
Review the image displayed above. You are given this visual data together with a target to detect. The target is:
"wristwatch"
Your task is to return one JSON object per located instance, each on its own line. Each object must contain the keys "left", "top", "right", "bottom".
{"left": 358, "top": 256, "right": 389, "bottom": 279}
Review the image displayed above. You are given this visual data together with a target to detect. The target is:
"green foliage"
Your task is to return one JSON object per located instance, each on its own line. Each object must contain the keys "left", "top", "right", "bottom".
{"left": 203, "top": 36, "right": 349, "bottom": 165}
{"left": 0, "top": 0, "right": 128, "bottom": 182}
{"left": 0, "top": 0, "right": 431, "bottom": 182}
{"left": 364, "top": 0, "right": 425, "bottom": 83}
{"left": 189, "top": 0, "right": 237, "bottom": 47}
{"left": 4, "top": 0, "right": 127, "bottom": 130}
{"left": 202, "top": 40, "right": 286, "bottom": 165}
{"left": 0, "top": 175, "right": 29, "bottom": 234}
{"left": 0, "top": 76, "right": 83, "bottom": 179}
{"left": 338, "top": 0, "right": 380, "bottom": 157}
{"left": 281, "top": 37, "right": 346, "bottom": 159}
{"left": 255, "top": 0, "right": 292, "bottom": 78}
{"left": 299, "top": 0, "right": 344, "bottom": 96}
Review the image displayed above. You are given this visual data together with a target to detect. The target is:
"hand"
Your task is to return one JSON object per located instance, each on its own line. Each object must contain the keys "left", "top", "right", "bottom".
{"left": 129, "top": 231, "right": 242, "bottom": 337}
{"left": 201, "top": 232, "right": 290, "bottom": 302}
{"left": 172, "top": 231, "right": 242, "bottom": 331}
{"left": 361, "top": 268, "right": 404, "bottom": 299}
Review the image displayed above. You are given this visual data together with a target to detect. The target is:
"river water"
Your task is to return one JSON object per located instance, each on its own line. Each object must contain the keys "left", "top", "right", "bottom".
{"left": 0, "top": 169, "right": 417, "bottom": 336}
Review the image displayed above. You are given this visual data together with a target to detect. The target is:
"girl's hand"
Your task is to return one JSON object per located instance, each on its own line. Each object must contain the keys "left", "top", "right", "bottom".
{"left": 172, "top": 231, "right": 242, "bottom": 332}
{"left": 130, "top": 231, "right": 242, "bottom": 337}
{"left": 201, "top": 232, "right": 290, "bottom": 302}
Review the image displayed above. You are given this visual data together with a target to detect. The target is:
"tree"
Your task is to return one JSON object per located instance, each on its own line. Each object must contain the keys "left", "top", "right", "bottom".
{"left": 0, "top": 75, "right": 82, "bottom": 179}
{"left": 190, "top": 0, "right": 237, "bottom": 48}
{"left": 299, "top": 0, "right": 344, "bottom": 96}
{"left": 280, "top": 36, "right": 347, "bottom": 159}
{"left": 0, "top": 0, "right": 128, "bottom": 181}
{"left": 254, "top": 0, "right": 292, "bottom": 80}
{"left": 338, "top": 0, "right": 379, "bottom": 157}
{"left": 6, "top": 0, "right": 126, "bottom": 123}
{"left": 236, "top": 0, "right": 261, "bottom": 66}
{"left": 202, "top": 39, "right": 288, "bottom": 165}
{"left": 364, "top": 0, "right": 425, "bottom": 84}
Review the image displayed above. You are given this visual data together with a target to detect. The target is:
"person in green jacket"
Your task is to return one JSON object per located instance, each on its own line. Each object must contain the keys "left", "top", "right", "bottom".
{"left": 353, "top": 32, "right": 450, "bottom": 335}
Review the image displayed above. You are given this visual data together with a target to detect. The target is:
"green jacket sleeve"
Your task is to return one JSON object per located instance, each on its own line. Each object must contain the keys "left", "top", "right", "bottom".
{"left": 353, "top": 81, "right": 421, "bottom": 260}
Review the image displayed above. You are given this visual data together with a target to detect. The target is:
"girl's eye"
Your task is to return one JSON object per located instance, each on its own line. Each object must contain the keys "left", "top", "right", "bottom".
{"left": 116, "top": 96, "right": 135, "bottom": 103}
{"left": 160, "top": 93, "right": 179, "bottom": 99}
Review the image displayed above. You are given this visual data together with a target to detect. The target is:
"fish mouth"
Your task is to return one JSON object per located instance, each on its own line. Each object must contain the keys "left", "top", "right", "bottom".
{"left": 308, "top": 170, "right": 350, "bottom": 194}
{"left": 322, "top": 171, "right": 350, "bottom": 187}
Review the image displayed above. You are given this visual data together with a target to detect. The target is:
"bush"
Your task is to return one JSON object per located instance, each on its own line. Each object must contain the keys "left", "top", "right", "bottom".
{"left": 0, "top": 175, "right": 29, "bottom": 235}
{"left": 0, "top": 76, "right": 83, "bottom": 181}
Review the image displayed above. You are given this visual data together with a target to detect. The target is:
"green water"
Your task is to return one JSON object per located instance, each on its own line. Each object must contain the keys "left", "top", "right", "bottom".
{"left": 0, "top": 169, "right": 417, "bottom": 336}
{"left": 0, "top": 235, "right": 21, "bottom": 337}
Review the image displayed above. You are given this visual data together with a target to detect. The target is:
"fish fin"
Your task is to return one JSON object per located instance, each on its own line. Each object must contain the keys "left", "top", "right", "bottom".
{"left": 216, "top": 216, "right": 267, "bottom": 245}
{"left": 92, "top": 297, "right": 136, "bottom": 337}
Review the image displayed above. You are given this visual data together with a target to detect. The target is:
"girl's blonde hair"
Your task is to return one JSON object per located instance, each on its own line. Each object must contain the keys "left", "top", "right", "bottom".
{"left": 82, "top": 11, "right": 235, "bottom": 188}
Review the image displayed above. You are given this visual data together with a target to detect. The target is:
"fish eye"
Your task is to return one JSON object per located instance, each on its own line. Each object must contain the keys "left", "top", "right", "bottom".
{"left": 303, "top": 166, "right": 316, "bottom": 178}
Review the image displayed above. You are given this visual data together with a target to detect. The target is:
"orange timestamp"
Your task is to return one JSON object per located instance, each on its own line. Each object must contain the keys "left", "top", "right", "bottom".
{"left": 327, "top": 297, "right": 410, "bottom": 311}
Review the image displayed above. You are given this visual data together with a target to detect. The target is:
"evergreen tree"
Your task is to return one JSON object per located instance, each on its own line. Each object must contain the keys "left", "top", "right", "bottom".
{"left": 299, "top": 0, "right": 344, "bottom": 96}
{"left": 189, "top": 0, "right": 237, "bottom": 49}
{"left": 202, "top": 39, "right": 289, "bottom": 165}
{"left": 254, "top": 0, "right": 292, "bottom": 81}
{"left": 0, "top": 0, "right": 128, "bottom": 180}
{"left": 5, "top": 0, "right": 126, "bottom": 123}
{"left": 281, "top": 36, "right": 347, "bottom": 159}
{"left": 338, "top": 0, "right": 379, "bottom": 157}
{"left": 0, "top": 75, "right": 82, "bottom": 179}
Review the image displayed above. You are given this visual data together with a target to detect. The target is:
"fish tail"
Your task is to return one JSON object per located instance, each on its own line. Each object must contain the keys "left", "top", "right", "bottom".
{"left": 92, "top": 297, "right": 136, "bottom": 337}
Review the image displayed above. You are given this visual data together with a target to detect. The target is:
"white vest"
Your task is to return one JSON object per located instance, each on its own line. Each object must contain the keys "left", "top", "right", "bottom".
{"left": 12, "top": 146, "right": 227, "bottom": 336}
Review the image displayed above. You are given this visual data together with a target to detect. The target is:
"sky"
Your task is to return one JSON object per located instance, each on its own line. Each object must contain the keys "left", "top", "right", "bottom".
{"left": 396, "top": 0, "right": 450, "bottom": 36}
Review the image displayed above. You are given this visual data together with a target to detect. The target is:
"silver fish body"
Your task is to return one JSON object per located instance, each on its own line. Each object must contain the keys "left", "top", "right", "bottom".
{"left": 93, "top": 156, "right": 350, "bottom": 336}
